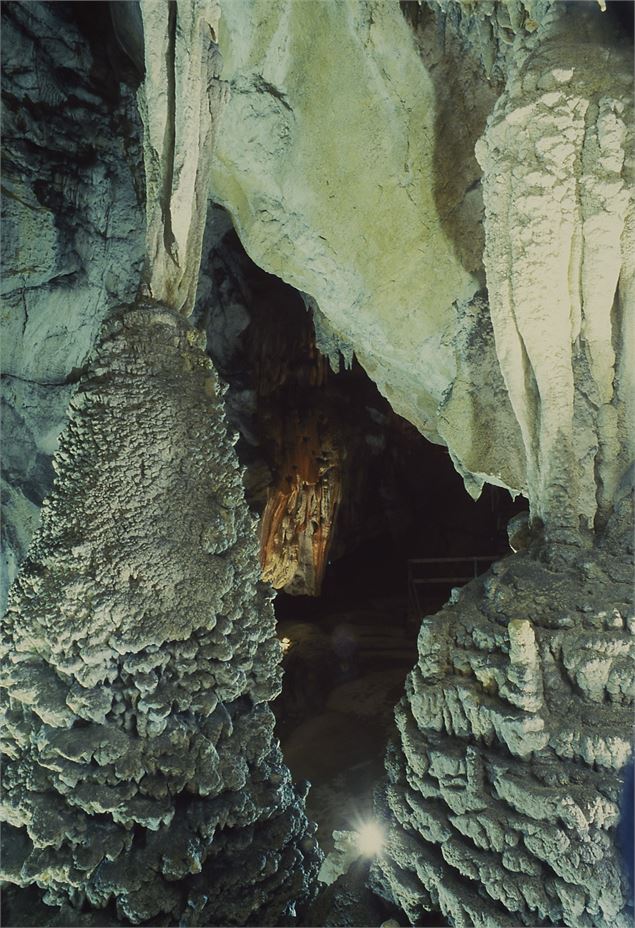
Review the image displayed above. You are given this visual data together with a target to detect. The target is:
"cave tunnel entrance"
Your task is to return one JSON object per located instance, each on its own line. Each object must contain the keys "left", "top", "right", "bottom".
{"left": 194, "top": 205, "right": 528, "bottom": 882}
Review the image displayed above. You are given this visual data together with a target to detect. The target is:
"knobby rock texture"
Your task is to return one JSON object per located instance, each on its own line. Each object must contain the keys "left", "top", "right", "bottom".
{"left": 363, "top": 6, "right": 635, "bottom": 926}
{"left": 372, "top": 505, "right": 634, "bottom": 928}
{"left": 1, "top": 305, "right": 321, "bottom": 926}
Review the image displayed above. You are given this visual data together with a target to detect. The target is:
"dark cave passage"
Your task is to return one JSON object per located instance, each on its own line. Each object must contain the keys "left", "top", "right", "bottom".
{"left": 195, "top": 206, "right": 528, "bottom": 872}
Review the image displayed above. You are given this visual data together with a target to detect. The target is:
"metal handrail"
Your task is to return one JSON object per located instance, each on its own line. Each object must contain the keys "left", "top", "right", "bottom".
{"left": 407, "top": 553, "right": 503, "bottom": 620}
{"left": 408, "top": 555, "right": 501, "bottom": 564}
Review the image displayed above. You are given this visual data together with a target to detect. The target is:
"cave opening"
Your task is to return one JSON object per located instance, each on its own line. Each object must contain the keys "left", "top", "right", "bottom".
{"left": 194, "top": 206, "right": 528, "bottom": 868}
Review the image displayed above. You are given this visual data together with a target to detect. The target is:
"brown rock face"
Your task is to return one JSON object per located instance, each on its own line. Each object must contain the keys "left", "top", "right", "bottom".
{"left": 260, "top": 408, "right": 344, "bottom": 596}
{"left": 251, "top": 298, "right": 344, "bottom": 597}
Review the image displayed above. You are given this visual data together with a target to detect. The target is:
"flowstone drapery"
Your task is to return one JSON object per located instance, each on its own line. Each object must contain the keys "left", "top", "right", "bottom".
{"left": 0, "top": 304, "right": 321, "bottom": 926}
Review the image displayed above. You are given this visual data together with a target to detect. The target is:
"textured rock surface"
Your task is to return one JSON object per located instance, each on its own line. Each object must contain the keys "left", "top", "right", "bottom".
{"left": 1, "top": 1, "right": 145, "bottom": 610}
{"left": 209, "top": 0, "right": 634, "bottom": 538}
{"left": 371, "top": 515, "right": 635, "bottom": 928}
{"left": 0, "top": 304, "right": 321, "bottom": 925}
{"left": 260, "top": 419, "right": 343, "bottom": 597}
{"left": 475, "top": 8, "right": 634, "bottom": 538}
{"left": 424, "top": 0, "right": 557, "bottom": 79}
{"left": 137, "top": 0, "right": 226, "bottom": 314}
{"left": 210, "top": 0, "right": 479, "bottom": 443}
{"left": 3, "top": 3, "right": 633, "bottom": 926}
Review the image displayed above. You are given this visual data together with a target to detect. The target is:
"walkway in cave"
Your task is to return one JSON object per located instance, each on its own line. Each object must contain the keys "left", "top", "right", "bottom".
{"left": 274, "top": 576, "right": 420, "bottom": 856}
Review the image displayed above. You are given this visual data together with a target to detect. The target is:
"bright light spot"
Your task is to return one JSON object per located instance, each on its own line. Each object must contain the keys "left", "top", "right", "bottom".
{"left": 355, "top": 821, "right": 384, "bottom": 857}
{"left": 280, "top": 637, "right": 292, "bottom": 653}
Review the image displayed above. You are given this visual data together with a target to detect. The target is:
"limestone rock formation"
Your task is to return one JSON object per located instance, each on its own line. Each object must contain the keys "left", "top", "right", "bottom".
{"left": 475, "top": 8, "right": 634, "bottom": 540}
{"left": 424, "top": 0, "right": 558, "bottom": 79}
{"left": 208, "top": 0, "right": 634, "bottom": 541}
{"left": 209, "top": 0, "right": 479, "bottom": 445}
{"left": 0, "top": 304, "right": 321, "bottom": 925}
{"left": 371, "top": 517, "right": 634, "bottom": 928}
{"left": 2, "top": 2, "right": 634, "bottom": 926}
{"left": 1, "top": 1, "right": 145, "bottom": 611}
{"left": 250, "top": 297, "right": 343, "bottom": 597}
{"left": 260, "top": 408, "right": 344, "bottom": 597}
{"left": 137, "top": 0, "right": 226, "bottom": 314}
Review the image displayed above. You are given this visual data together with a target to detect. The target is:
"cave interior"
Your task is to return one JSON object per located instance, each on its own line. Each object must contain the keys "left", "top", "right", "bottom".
{"left": 1, "top": 1, "right": 633, "bottom": 927}
{"left": 194, "top": 213, "right": 529, "bottom": 866}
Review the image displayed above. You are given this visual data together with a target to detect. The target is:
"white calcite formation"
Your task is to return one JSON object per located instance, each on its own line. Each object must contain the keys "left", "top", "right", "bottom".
{"left": 371, "top": 518, "right": 634, "bottom": 928}
{"left": 209, "top": 0, "right": 479, "bottom": 445}
{"left": 137, "top": 0, "right": 226, "bottom": 315}
{"left": 207, "top": 0, "right": 634, "bottom": 540}
{"left": 2, "top": 1, "right": 634, "bottom": 925}
{"left": 0, "top": 304, "right": 321, "bottom": 925}
{"left": 475, "top": 11, "right": 634, "bottom": 541}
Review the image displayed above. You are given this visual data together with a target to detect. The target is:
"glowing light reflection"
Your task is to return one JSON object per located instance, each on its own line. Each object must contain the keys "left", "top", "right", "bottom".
{"left": 355, "top": 821, "right": 384, "bottom": 857}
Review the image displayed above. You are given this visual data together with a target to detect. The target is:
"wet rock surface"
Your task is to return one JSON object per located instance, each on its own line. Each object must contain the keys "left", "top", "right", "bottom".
{"left": 0, "top": 304, "right": 321, "bottom": 926}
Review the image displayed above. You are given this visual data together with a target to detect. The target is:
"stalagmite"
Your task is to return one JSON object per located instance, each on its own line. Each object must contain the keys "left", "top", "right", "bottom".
{"left": 368, "top": 7, "right": 634, "bottom": 926}
{"left": 0, "top": 304, "right": 321, "bottom": 925}
{"left": 371, "top": 525, "right": 634, "bottom": 927}
{"left": 2, "top": 0, "right": 634, "bottom": 925}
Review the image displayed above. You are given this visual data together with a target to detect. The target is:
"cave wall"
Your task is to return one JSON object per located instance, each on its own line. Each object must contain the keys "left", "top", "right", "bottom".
{"left": 2, "top": 1, "right": 634, "bottom": 926}
{"left": 1, "top": 1, "right": 145, "bottom": 612}
{"left": 208, "top": 0, "right": 481, "bottom": 449}
{"left": 206, "top": 0, "right": 634, "bottom": 543}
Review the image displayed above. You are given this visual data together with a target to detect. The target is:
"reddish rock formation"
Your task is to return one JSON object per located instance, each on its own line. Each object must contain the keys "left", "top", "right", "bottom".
{"left": 260, "top": 408, "right": 344, "bottom": 596}
{"left": 251, "top": 300, "right": 345, "bottom": 596}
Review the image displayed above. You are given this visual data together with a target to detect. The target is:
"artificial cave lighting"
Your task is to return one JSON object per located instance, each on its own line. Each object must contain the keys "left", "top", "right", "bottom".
{"left": 354, "top": 821, "right": 385, "bottom": 858}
